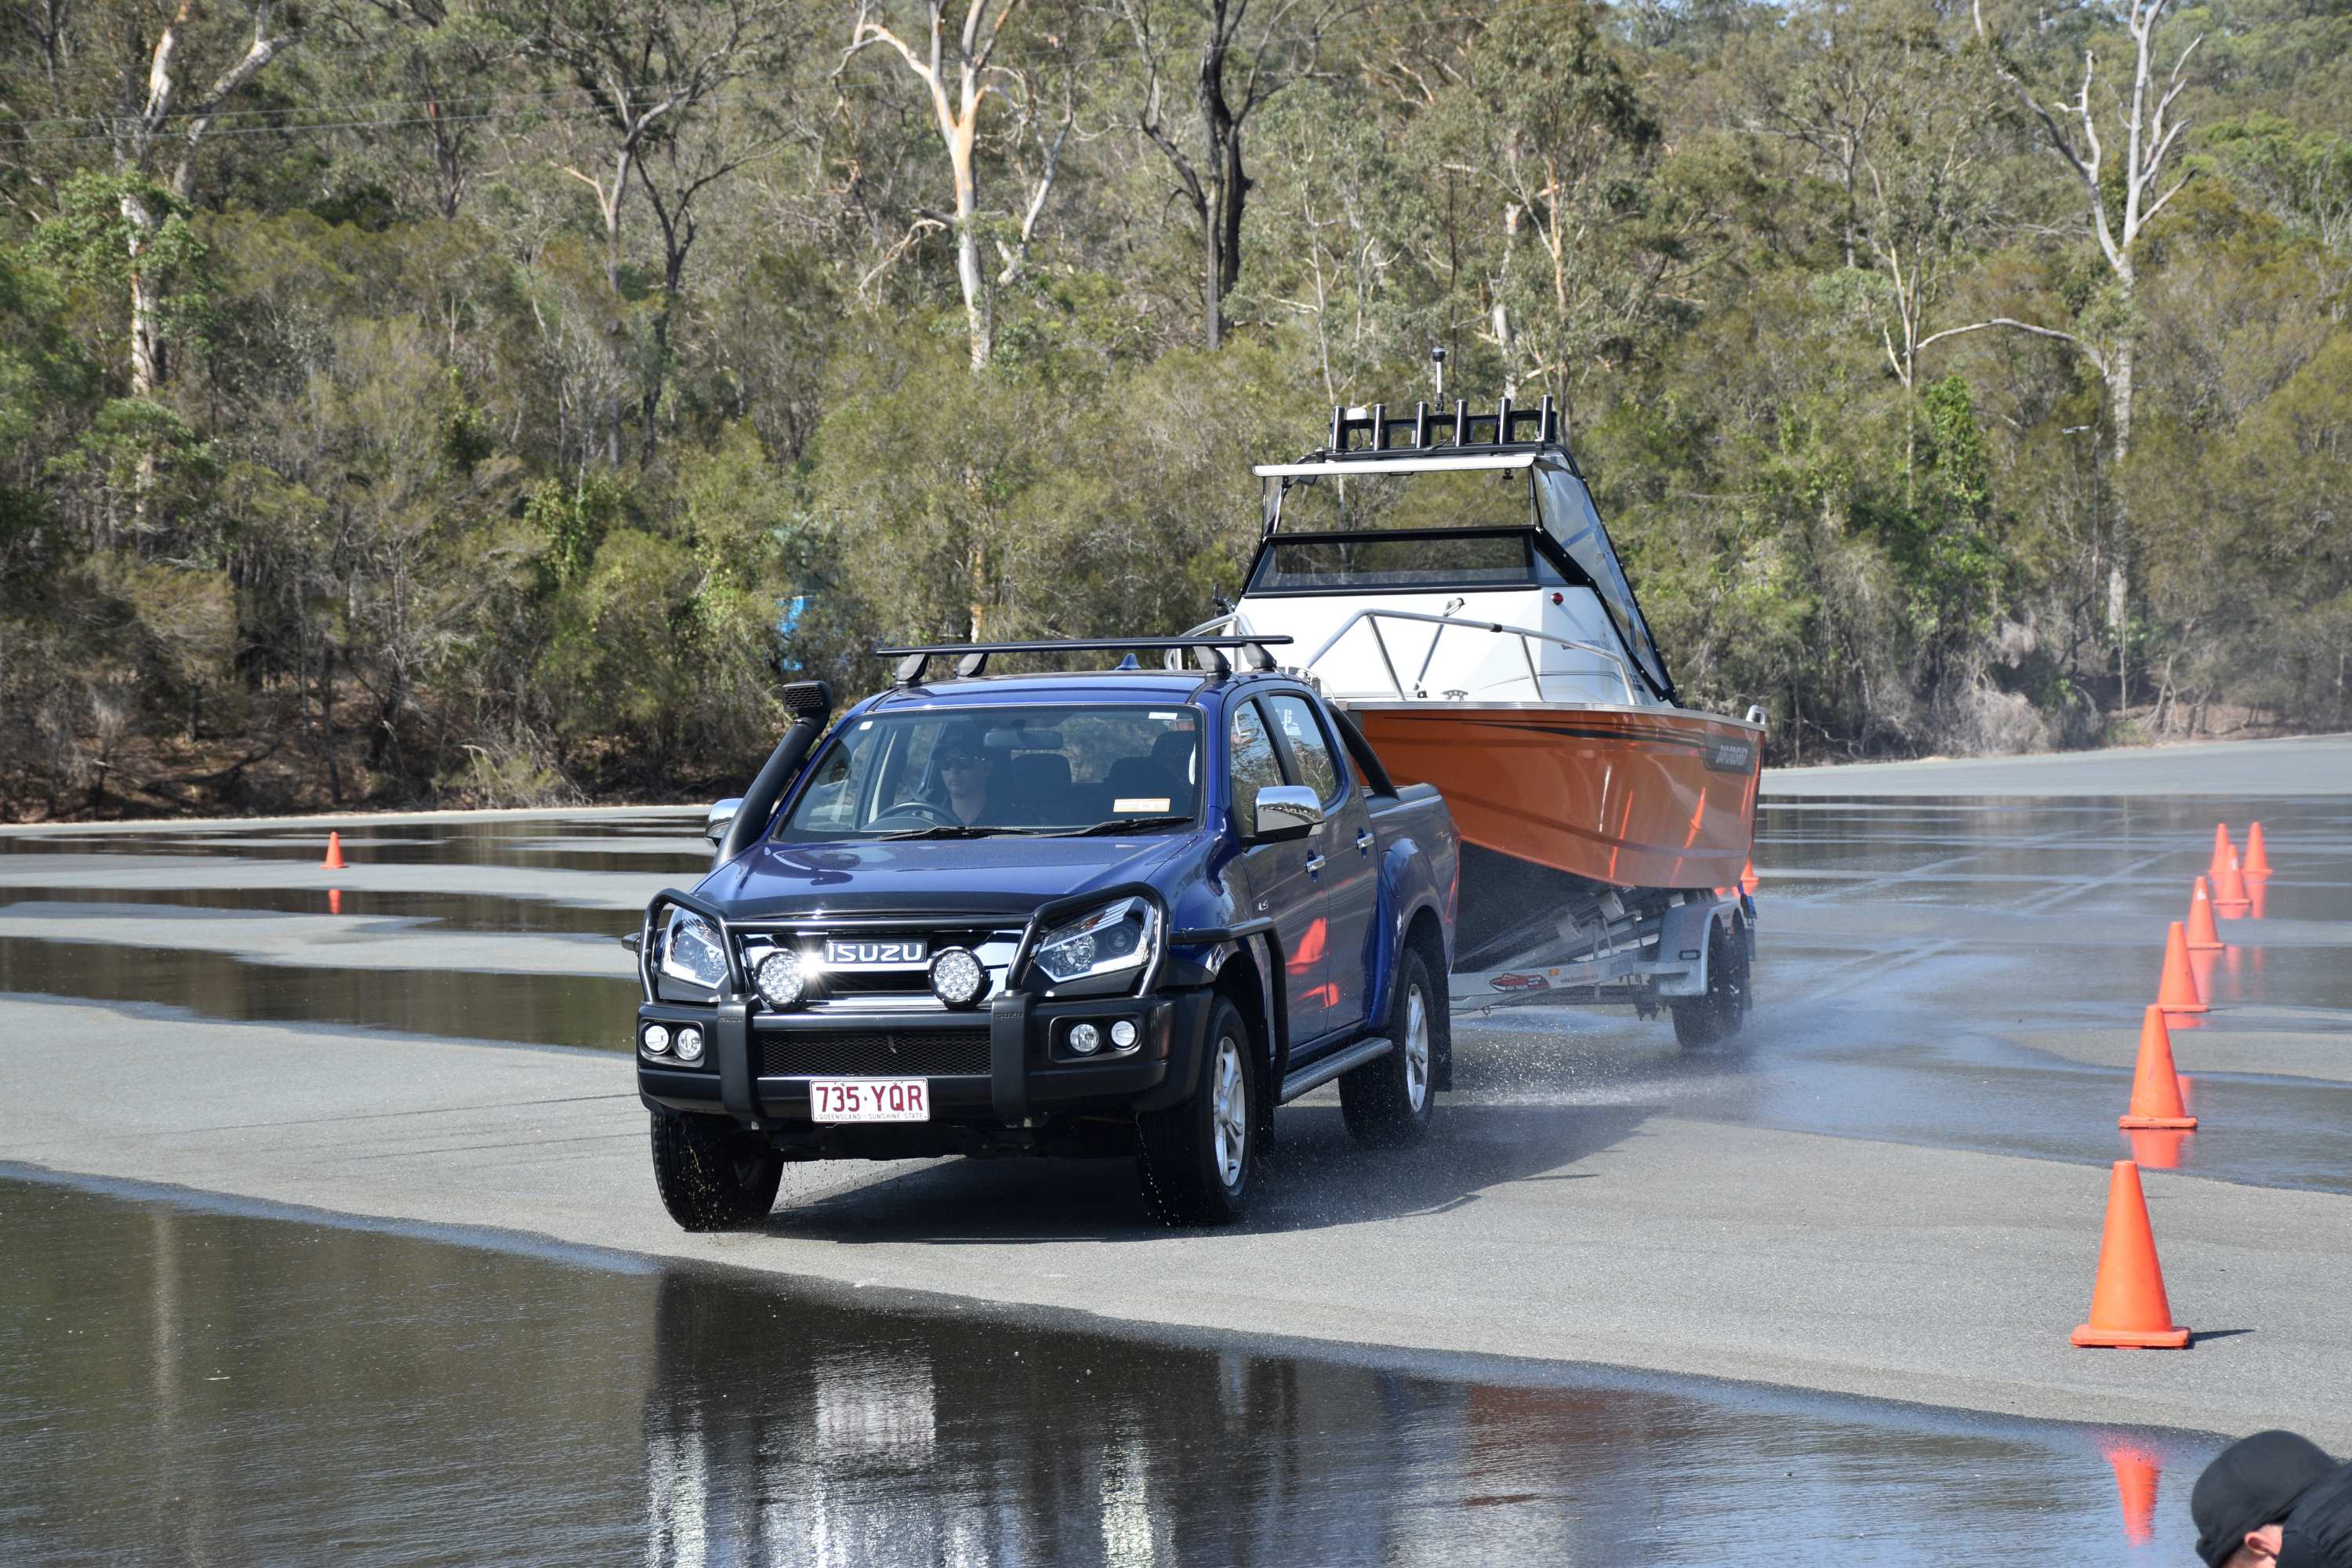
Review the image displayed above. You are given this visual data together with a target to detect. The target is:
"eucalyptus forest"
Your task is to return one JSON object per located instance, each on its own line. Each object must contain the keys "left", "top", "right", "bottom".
{"left": 2, "top": 0, "right": 2347, "bottom": 816}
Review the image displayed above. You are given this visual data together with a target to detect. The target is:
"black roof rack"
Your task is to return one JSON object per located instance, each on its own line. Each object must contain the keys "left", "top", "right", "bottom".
{"left": 873, "top": 636, "right": 1294, "bottom": 685}
{"left": 1325, "top": 394, "right": 1559, "bottom": 458}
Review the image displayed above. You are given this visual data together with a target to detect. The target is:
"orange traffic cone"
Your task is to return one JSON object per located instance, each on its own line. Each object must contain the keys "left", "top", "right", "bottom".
{"left": 2120, "top": 1006, "right": 2196, "bottom": 1130}
{"left": 1740, "top": 858, "right": 1759, "bottom": 896}
{"left": 2243, "top": 822, "right": 2273, "bottom": 879}
{"left": 2207, "top": 823, "right": 2234, "bottom": 883}
{"left": 2156, "top": 921, "right": 2207, "bottom": 1015}
{"left": 2185, "top": 877, "right": 2223, "bottom": 950}
{"left": 328, "top": 888, "right": 343, "bottom": 916}
{"left": 2071, "top": 1160, "right": 2191, "bottom": 1349}
{"left": 322, "top": 831, "right": 347, "bottom": 870}
{"left": 2103, "top": 1443, "right": 2161, "bottom": 1545}
{"left": 2213, "top": 851, "right": 2251, "bottom": 918}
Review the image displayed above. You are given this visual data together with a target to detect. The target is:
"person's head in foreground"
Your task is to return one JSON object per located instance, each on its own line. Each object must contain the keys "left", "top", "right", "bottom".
{"left": 2193, "top": 1430, "right": 2344, "bottom": 1566}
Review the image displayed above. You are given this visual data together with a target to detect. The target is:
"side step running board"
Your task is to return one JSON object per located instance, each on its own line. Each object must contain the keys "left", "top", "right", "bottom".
{"left": 1279, "top": 1036, "right": 1392, "bottom": 1104}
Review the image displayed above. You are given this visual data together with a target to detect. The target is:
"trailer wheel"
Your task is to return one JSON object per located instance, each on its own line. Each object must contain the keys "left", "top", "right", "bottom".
{"left": 1671, "top": 917, "right": 1748, "bottom": 1050}
{"left": 649, "top": 1112, "right": 783, "bottom": 1231}
{"left": 1138, "top": 996, "right": 1258, "bottom": 1225}
{"left": 1341, "top": 949, "right": 1439, "bottom": 1147}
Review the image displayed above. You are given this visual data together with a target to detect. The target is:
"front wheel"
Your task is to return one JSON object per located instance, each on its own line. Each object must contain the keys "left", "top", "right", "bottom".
{"left": 1138, "top": 996, "right": 1258, "bottom": 1225}
{"left": 1340, "top": 947, "right": 1439, "bottom": 1147}
{"left": 649, "top": 1112, "right": 784, "bottom": 1231}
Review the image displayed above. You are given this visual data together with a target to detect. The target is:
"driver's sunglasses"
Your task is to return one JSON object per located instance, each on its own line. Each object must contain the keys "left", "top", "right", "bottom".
{"left": 937, "top": 752, "right": 982, "bottom": 771}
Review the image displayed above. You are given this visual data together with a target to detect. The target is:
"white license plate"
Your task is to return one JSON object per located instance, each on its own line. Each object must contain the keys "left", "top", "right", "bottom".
{"left": 808, "top": 1078, "right": 931, "bottom": 1123}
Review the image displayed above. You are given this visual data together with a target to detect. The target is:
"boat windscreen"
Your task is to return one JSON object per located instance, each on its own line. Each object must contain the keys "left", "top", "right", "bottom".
{"left": 1536, "top": 466, "right": 1674, "bottom": 699}
{"left": 1271, "top": 464, "right": 1534, "bottom": 534}
{"left": 1247, "top": 531, "right": 1569, "bottom": 593}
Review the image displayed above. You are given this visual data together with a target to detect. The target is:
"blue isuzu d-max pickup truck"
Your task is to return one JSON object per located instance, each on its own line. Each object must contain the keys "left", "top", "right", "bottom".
{"left": 633, "top": 636, "right": 1459, "bottom": 1227}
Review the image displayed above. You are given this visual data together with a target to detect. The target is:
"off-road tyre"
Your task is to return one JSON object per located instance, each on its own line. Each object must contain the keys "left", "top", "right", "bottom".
{"left": 1340, "top": 947, "right": 1440, "bottom": 1147}
{"left": 1138, "top": 996, "right": 1258, "bottom": 1226}
{"left": 650, "top": 1112, "right": 784, "bottom": 1231}
{"left": 1671, "top": 917, "right": 1748, "bottom": 1050}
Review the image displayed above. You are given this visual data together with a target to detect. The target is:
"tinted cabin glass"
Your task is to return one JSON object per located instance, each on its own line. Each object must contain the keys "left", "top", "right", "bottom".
{"left": 1536, "top": 465, "right": 1673, "bottom": 698}
{"left": 1228, "top": 701, "right": 1287, "bottom": 823}
{"left": 775, "top": 706, "right": 1200, "bottom": 838}
{"left": 1274, "top": 466, "right": 1534, "bottom": 532}
{"left": 1250, "top": 533, "right": 1559, "bottom": 592}
{"left": 1266, "top": 695, "right": 1341, "bottom": 804}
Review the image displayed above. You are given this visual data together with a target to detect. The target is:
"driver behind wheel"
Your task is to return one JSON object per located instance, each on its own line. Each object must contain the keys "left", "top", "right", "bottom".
{"left": 930, "top": 720, "right": 999, "bottom": 825}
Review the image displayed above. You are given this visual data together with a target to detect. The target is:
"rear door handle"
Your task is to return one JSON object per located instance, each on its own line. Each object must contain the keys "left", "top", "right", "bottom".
{"left": 1304, "top": 854, "right": 1326, "bottom": 874}
{"left": 1355, "top": 829, "right": 1374, "bottom": 852}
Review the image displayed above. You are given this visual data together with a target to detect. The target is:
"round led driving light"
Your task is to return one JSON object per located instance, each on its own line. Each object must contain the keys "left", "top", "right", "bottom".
{"left": 1109, "top": 1019, "right": 1138, "bottom": 1050}
{"left": 929, "top": 948, "right": 985, "bottom": 1008}
{"left": 1068, "top": 1022, "right": 1101, "bottom": 1055}
{"left": 673, "top": 1025, "right": 705, "bottom": 1063}
{"left": 756, "top": 949, "right": 805, "bottom": 1010}
{"left": 641, "top": 1023, "right": 671, "bottom": 1054}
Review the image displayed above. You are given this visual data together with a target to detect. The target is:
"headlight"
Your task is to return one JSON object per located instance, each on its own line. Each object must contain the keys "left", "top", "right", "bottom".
{"left": 659, "top": 909, "right": 730, "bottom": 990}
{"left": 1029, "top": 896, "right": 1160, "bottom": 993}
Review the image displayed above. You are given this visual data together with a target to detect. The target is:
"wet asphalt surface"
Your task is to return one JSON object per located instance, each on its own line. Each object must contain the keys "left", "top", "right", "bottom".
{"left": 4, "top": 768, "right": 2350, "bottom": 1563}
{"left": 3, "top": 1175, "right": 2223, "bottom": 1566}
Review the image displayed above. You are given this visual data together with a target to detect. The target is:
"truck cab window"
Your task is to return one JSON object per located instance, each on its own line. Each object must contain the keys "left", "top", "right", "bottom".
{"left": 1228, "top": 700, "right": 1287, "bottom": 820}
{"left": 1266, "top": 694, "right": 1341, "bottom": 805}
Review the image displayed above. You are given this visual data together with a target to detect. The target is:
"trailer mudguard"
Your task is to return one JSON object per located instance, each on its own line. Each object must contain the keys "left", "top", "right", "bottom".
{"left": 1651, "top": 899, "right": 1723, "bottom": 999}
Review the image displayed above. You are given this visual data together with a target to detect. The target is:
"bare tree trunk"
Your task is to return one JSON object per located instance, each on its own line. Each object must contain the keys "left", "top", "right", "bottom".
{"left": 2107, "top": 326, "right": 2135, "bottom": 633}
{"left": 844, "top": 2, "right": 1025, "bottom": 373}
{"left": 318, "top": 642, "right": 343, "bottom": 805}
{"left": 107, "top": 2, "right": 295, "bottom": 523}
{"left": 951, "top": 122, "right": 991, "bottom": 369}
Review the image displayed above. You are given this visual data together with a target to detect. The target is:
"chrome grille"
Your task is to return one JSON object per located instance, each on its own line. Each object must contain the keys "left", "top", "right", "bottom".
{"left": 735, "top": 923, "right": 1021, "bottom": 1011}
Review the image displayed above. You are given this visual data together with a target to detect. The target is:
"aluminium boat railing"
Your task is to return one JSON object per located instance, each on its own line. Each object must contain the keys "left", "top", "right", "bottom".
{"left": 1184, "top": 608, "right": 1639, "bottom": 705}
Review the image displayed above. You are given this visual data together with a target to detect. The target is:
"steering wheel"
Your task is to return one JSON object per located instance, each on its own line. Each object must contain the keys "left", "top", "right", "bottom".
{"left": 873, "top": 798, "right": 960, "bottom": 828}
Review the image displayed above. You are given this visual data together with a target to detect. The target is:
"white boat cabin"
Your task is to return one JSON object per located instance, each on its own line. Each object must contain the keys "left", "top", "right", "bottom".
{"left": 1221, "top": 447, "right": 1677, "bottom": 711}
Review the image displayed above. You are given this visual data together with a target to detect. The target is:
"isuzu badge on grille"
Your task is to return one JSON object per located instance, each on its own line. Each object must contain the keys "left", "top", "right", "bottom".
{"left": 824, "top": 938, "right": 927, "bottom": 966}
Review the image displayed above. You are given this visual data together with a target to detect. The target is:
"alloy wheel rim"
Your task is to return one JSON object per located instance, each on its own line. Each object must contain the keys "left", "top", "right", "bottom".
{"left": 1211, "top": 1034, "right": 1248, "bottom": 1189}
{"left": 1404, "top": 985, "right": 1430, "bottom": 1111}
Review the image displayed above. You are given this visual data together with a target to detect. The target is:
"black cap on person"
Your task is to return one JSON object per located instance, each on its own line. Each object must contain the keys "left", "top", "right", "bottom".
{"left": 2193, "top": 1430, "right": 2337, "bottom": 1566}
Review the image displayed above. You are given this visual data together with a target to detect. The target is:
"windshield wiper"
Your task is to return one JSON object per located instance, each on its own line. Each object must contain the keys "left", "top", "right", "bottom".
{"left": 1044, "top": 815, "right": 1194, "bottom": 837}
{"left": 874, "top": 823, "right": 1010, "bottom": 840}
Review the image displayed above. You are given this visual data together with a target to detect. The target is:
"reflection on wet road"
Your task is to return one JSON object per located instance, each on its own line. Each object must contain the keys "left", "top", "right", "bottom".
{"left": 1, "top": 1177, "right": 2219, "bottom": 1566}
{"left": 3, "top": 795, "right": 2348, "bottom": 1562}
{"left": 1455, "top": 796, "right": 2352, "bottom": 1192}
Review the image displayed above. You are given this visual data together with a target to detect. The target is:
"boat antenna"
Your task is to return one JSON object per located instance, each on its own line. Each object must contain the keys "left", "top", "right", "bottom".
{"left": 1430, "top": 344, "right": 1446, "bottom": 403}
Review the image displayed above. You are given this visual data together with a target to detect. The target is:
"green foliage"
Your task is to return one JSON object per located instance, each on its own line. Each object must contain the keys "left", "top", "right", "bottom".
{"left": 27, "top": 171, "right": 216, "bottom": 368}
{"left": 5, "top": 0, "right": 2351, "bottom": 815}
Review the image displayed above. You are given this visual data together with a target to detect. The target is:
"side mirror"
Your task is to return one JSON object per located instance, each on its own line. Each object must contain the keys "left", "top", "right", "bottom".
{"left": 1250, "top": 784, "right": 1323, "bottom": 842}
{"left": 706, "top": 797, "right": 742, "bottom": 855}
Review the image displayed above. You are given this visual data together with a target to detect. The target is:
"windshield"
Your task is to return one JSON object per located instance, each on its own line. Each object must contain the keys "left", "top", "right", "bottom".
{"left": 1536, "top": 466, "right": 1674, "bottom": 699}
{"left": 777, "top": 705, "right": 1203, "bottom": 840}
{"left": 1247, "top": 531, "right": 1570, "bottom": 593}
{"left": 1272, "top": 466, "right": 1535, "bottom": 533}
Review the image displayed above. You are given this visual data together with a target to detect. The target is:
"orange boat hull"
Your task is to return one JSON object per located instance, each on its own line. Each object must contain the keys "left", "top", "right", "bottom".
{"left": 1348, "top": 704, "right": 1762, "bottom": 890}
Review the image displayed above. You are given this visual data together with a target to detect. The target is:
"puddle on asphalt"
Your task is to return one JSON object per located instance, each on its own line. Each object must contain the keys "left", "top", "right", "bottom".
{"left": 0, "top": 813, "right": 711, "bottom": 876}
{"left": 0, "top": 884, "right": 638, "bottom": 936}
{"left": 0, "top": 1176, "right": 2220, "bottom": 1566}
{"left": 1755, "top": 797, "right": 2352, "bottom": 887}
{"left": 0, "top": 937, "right": 637, "bottom": 1051}
{"left": 0, "top": 800, "right": 2346, "bottom": 1181}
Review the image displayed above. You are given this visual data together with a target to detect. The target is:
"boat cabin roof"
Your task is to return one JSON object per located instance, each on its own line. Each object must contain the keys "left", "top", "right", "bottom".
{"left": 1244, "top": 399, "right": 1677, "bottom": 703}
